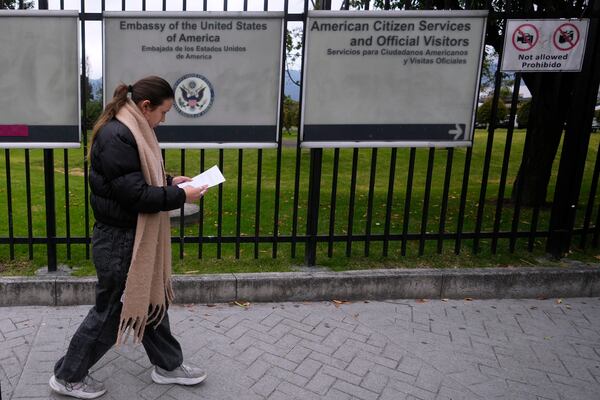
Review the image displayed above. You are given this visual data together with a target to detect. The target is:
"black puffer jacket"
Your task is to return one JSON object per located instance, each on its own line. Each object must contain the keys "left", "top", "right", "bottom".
{"left": 89, "top": 119, "right": 186, "bottom": 228}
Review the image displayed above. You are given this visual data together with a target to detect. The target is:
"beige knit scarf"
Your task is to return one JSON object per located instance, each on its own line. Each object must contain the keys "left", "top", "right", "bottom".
{"left": 114, "top": 99, "right": 174, "bottom": 345}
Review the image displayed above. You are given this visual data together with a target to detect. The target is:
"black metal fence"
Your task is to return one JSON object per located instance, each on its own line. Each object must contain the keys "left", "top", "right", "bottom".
{"left": 1, "top": 0, "right": 600, "bottom": 270}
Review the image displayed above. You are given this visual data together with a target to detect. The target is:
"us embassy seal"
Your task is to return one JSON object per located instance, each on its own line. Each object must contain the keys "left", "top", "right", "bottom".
{"left": 173, "top": 74, "right": 215, "bottom": 117}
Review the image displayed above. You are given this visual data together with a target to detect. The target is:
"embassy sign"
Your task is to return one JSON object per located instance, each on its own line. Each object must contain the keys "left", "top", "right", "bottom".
{"left": 301, "top": 10, "right": 487, "bottom": 148}
{"left": 0, "top": 11, "right": 80, "bottom": 148}
{"left": 104, "top": 12, "right": 284, "bottom": 148}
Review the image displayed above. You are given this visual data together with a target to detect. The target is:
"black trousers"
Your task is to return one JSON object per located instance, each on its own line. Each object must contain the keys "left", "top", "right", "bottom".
{"left": 54, "top": 222, "right": 183, "bottom": 383}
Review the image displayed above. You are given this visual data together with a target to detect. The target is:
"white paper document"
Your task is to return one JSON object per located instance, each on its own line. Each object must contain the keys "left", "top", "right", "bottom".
{"left": 177, "top": 165, "right": 226, "bottom": 189}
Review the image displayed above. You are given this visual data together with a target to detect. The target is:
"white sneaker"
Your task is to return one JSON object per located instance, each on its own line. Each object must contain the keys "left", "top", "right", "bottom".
{"left": 151, "top": 363, "right": 207, "bottom": 385}
{"left": 49, "top": 374, "right": 107, "bottom": 399}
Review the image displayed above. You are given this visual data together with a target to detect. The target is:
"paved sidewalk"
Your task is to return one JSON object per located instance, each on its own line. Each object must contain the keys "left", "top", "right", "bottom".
{"left": 1, "top": 298, "right": 600, "bottom": 400}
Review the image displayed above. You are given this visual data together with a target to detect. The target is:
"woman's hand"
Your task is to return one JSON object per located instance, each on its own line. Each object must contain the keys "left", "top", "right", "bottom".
{"left": 172, "top": 176, "right": 192, "bottom": 186}
{"left": 183, "top": 184, "right": 209, "bottom": 203}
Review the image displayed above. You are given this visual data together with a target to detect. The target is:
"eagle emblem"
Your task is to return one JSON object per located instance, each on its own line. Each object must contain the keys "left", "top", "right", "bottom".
{"left": 173, "top": 74, "right": 215, "bottom": 117}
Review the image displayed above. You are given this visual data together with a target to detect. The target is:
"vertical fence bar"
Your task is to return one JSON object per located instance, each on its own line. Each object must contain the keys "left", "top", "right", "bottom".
{"left": 419, "top": 148, "right": 435, "bottom": 255}
{"left": 291, "top": 0, "right": 310, "bottom": 259}
{"left": 272, "top": 0, "right": 287, "bottom": 258}
{"left": 402, "top": 148, "right": 416, "bottom": 256}
{"left": 437, "top": 148, "right": 453, "bottom": 253}
{"left": 291, "top": 146, "right": 301, "bottom": 258}
{"left": 305, "top": 148, "right": 322, "bottom": 265}
{"left": 198, "top": 149, "right": 205, "bottom": 258}
{"left": 593, "top": 193, "right": 600, "bottom": 246}
{"left": 383, "top": 148, "right": 397, "bottom": 257}
{"left": 364, "top": 148, "right": 377, "bottom": 256}
{"left": 179, "top": 149, "right": 185, "bottom": 259}
{"left": 581, "top": 139, "right": 600, "bottom": 248}
{"left": 236, "top": 149, "right": 243, "bottom": 258}
{"left": 64, "top": 149, "right": 71, "bottom": 259}
{"left": 455, "top": 147, "right": 473, "bottom": 254}
{"left": 4, "top": 150, "right": 14, "bottom": 260}
{"left": 43, "top": 149, "right": 57, "bottom": 271}
{"left": 328, "top": 149, "right": 340, "bottom": 257}
{"left": 346, "top": 148, "right": 359, "bottom": 257}
{"left": 83, "top": 1, "right": 91, "bottom": 260}
{"left": 217, "top": 149, "right": 224, "bottom": 259}
{"left": 254, "top": 149, "right": 262, "bottom": 258}
{"left": 492, "top": 74, "right": 521, "bottom": 253}
{"left": 25, "top": 150, "right": 33, "bottom": 259}
{"left": 38, "top": 0, "right": 57, "bottom": 271}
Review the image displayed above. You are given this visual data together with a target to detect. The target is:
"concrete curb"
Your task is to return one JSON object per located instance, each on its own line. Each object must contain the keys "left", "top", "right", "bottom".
{"left": 1, "top": 266, "right": 599, "bottom": 307}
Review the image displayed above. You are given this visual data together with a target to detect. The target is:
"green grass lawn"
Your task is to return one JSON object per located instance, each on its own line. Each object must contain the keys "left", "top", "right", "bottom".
{"left": 2, "top": 129, "right": 600, "bottom": 276}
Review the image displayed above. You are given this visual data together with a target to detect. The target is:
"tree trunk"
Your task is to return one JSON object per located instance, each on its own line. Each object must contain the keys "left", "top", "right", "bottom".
{"left": 511, "top": 72, "right": 575, "bottom": 207}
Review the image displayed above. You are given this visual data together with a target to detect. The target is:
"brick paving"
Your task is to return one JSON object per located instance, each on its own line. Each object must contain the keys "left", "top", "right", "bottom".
{"left": 1, "top": 298, "right": 600, "bottom": 399}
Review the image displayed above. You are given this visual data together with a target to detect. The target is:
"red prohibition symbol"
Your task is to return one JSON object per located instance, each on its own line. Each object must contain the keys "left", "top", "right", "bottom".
{"left": 553, "top": 23, "right": 580, "bottom": 51}
{"left": 512, "top": 23, "right": 539, "bottom": 51}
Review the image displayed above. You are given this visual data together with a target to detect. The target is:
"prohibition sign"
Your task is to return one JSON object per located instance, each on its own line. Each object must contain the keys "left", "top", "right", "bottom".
{"left": 512, "top": 23, "right": 538, "bottom": 51}
{"left": 553, "top": 23, "right": 580, "bottom": 51}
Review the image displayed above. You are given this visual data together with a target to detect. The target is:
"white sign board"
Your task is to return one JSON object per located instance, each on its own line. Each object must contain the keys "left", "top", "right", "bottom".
{"left": 501, "top": 19, "right": 589, "bottom": 72}
{"left": 104, "top": 12, "right": 284, "bottom": 148}
{"left": 301, "top": 10, "right": 487, "bottom": 148}
{"left": 0, "top": 11, "right": 80, "bottom": 148}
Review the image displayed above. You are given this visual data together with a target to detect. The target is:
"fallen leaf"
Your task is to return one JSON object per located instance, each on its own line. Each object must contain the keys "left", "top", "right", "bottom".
{"left": 184, "top": 270, "right": 199, "bottom": 274}
{"left": 416, "top": 299, "right": 428, "bottom": 303}
{"left": 566, "top": 305, "right": 572, "bottom": 309}
{"left": 234, "top": 301, "right": 250, "bottom": 308}
{"left": 556, "top": 299, "right": 563, "bottom": 304}
{"left": 544, "top": 336, "right": 552, "bottom": 340}
{"left": 332, "top": 299, "right": 350, "bottom": 304}
{"left": 441, "top": 298, "right": 449, "bottom": 302}
{"left": 464, "top": 297, "right": 473, "bottom": 301}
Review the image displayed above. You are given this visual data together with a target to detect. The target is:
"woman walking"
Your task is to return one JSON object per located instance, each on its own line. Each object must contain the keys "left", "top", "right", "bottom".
{"left": 49, "top": 76, "right": 208, "bottom": 399}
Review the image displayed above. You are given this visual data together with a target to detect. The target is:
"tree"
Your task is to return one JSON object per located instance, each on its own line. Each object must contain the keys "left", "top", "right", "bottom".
{"left": 345, "top": 0, "right": 593, "bottom": 207}
{"left": 81, "top": 57, "right": 103, "bottom": 128}
{"left": 477, "top": 97, "right": 508, "bottom": 126}
{"left": 282, "top": 96, "right": 299, "bottom": 134}
{"left": 517, "top": 100, "right": 531, "bottom": 129}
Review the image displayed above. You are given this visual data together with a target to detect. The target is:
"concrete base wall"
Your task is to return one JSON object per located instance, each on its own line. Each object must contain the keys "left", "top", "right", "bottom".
{"left": 1, "top": 266, "right": 599, "bottom": 307}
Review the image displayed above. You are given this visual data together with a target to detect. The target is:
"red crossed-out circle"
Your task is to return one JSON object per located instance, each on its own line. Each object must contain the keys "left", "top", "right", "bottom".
{"left": 553, "top": 23, "right": 580, "bottom": 51}
{"left": 512, "top": 23, "right": 539, "bottom": 51}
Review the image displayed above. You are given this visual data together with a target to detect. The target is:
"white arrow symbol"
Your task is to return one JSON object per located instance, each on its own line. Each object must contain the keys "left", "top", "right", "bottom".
{"left": 449, "top": 124, "right": 463, "bottom": 140}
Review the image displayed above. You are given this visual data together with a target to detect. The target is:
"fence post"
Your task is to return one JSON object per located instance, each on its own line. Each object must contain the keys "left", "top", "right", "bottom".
{"left": 547, "top": 3, "right": 600, "bottom": 258}
{"left": 37, "top": 0, "right": 57, "bottom": 272}
{"left": 305, "top": 148, "right": 323, "bottom": 266}
{"left": 304, "top": 0, "right": 332, "bottom": 266}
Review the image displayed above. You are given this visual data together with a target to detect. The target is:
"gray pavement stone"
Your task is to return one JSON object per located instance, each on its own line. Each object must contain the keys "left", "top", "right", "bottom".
{"left": 1, "top": 298, "right": 600, "bottom": 399}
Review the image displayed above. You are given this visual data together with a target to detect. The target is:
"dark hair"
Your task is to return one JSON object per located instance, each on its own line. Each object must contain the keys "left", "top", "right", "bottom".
{"left": 88, "top": 76, "right": 174, "bottom": 159}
